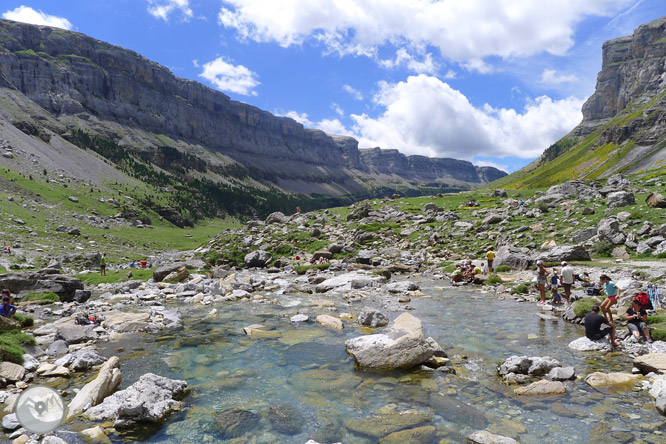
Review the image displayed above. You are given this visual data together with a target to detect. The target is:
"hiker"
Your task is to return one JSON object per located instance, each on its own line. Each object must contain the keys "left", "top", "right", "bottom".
{"left": 535, "top": 260, "right": 549, "bottom": 304}
{"left": 140, "top": 259, "right": 148, "bottom": 268}
{"left": 584, "top": 305, "right": 621, "bottom": 348}
{"left": 296, "top": 206, "right": 301, "bottom": 214}
{"left": 486, "top": 247, "right": 495, "bottom": 273}
{"left": 100, "top": 253, "right": 107, "bottom": 276}
{"left": 560, "top": 261, "right": 574, "bottom": 304}
{"left": 129, "top": 260, "right": 136, "bottom": 268}
{"left": 599, "top": 274, "right": 620, "bottom": 322}
{"left": 321, "top": 217, "right": 326, "bottom": 227}
{"left": 452, "top": 265, "right": 463, "bottom": 283}
{"left": 626, "top": 297, "right": 652, "bottom": 343}
{"left": 550, "top": 269, "right": 560, "bottom": 301}
{"left": 0, "top": 290, "right": 16, "bottom": 319}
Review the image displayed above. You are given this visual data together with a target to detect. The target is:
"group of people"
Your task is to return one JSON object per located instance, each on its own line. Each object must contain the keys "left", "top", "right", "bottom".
{"left": 535, "top": 260, "right": 576, "bottom": 305}
{"left": 451, "top": 261, "right": 483, "bottom": 283}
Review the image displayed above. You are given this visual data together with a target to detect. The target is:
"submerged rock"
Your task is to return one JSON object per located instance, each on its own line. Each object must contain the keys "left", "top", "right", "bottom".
{"left": 513, "top": 380, "right": 566, "bottom": 395}
{"left": 213, "top": 409, "right": 261, "bottom": 439}
{"left": 358, "top": 308, "right": 389, "bottom": 327}
{"left": 584, "top": 372, "right": 641, "bottom": 388}
{"left": 343, "top": 411, "right": 431, "bottom": 438}
{"left": 468, "top": 430, "right": 520, "bottom": 444}
{"left": 268, "top": 404, "right": 303, "bottom": 435}
{"left": 497, "top": 355, "right": 561, "bottom": 376}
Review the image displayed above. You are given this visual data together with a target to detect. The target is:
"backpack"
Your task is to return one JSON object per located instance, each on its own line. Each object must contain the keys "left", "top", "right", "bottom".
{"left": 635, "top": 291, "right": 653, "bottom": 310}
{"left": 587, "top": 284, "right": 601, "bottom": 296}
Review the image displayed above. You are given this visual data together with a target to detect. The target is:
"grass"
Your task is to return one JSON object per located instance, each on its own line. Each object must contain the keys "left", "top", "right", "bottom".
{"left": 22, "top": 292, "right": 59, "bottom": 304}
{"left": 573, "top": 298, "right": 598, "bottom": 318}
{"left": 13, "top": 313, "right": 34, "bottom": 327}
{"left": 294, "top": 263, "right": 331, "bottom": 275}
{"left": 495, "top": 265, "right": 511, "bottom": 273}
{"left": 511, "top": 283, "right": 530, "bottom": 294}
{"left": 0, "top": 330, "right": 37, "bottom": 364}
{"left": 74, "top": 268, "right": 154, "bottom": 285}
{"left": 486, "top": 274, "right": 503, "bottom": 285}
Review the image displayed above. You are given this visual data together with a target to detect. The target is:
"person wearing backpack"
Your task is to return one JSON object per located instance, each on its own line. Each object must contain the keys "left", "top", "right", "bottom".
{"left": 635, "top": 291, "right": 653, "bottom": 311}
{"left": 626, "top": 297, "right": 652, "bottom": 343}
{"left": 599, "top": 274, "right": 620, "bottom": 322}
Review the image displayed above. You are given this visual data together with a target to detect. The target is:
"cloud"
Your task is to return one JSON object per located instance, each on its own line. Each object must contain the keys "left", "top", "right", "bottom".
{"left": 472, "top": 159, "right": 509, "bottom": 173}
{"left": 2, "top": 6, "right": 72, "bottom": 29}
{"left": 444, "top": 69, "right": 457, "bottom": 79}
{"left": 540, "top": 68, "right": 579, "bottom": 84}
{"left": 147, "top": 0, "right": 193, "bottom": 21}
{"left": 218, "top": 0, "right": 632, "bottom": 65}
{"left": 279, "top": 111, "right": 352, "bottom": 136}
{"left": 343, "top": 84, "right": 363, "bottom": 100}
{"left": 199, "top": 57, "right": 260, "bottom": 96}
{"left": 350, "top": 75, "right": 583, "bottom": 160}
{"left": 331, "top": 103, "right": 344, "bottom": 117}
{"left": 379, "top": 49, "right": 437, "bottom": 74}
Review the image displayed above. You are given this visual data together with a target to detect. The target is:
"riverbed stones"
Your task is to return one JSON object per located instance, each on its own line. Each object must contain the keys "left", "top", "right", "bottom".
{"left": 46, "top": 339, "right": 69, "bottom": 357}
{"left": 358, "top": 308, "right": 389, "bottom": 327}
{"left": 429, "top": 393, "right": 488, "bottom": 428}
{"left": 316, "top": 314, "right": 343, "bottom": 330}
{"left": 584, "top": 372, "right": 641, "bottom": 388}
{"left": 0, "top": 361, "right": 25, "bottom": 383}
{"left": 67, "top": 357, "right": 122, "bottom": 419}
{"left": 80, "top": 426, "right": 112, "bottom": 444}
{"left": 36, "top": 363, "right": 70, "bottom": 377}
{"left": 343, "top": 411, "right": 431, "bottom": 438}
{"left": 290, "top": 314, "right": 310, "bottom": 323}
{"left": 468, "top": 430, "right": 520, "bottom": 444}
{"left": 633, "top": 353, "right": 666, "bottom": 374}
{"left": 568, "top": 336, "right": 612, "bottom": 352}
{"left": 213, "top": 409, "right": 261, "bottom": 439}
{"left": 55, "top": 324, "right": 98, "bottom": 344}
{"left": 498, "top": 356, "right": 561, "bottom": 377}
{"left": 513, "top": 380, "right": 566, "bottom": 395}
{"left": 345, "top": 313, "right": 436, "bottom": 370}
{"left": 55, "top": 349, "right": 107, "bottom": 371}
{"left": 649, "top": 376, "right": 666, "bottom": 414}
{"left": 378, "top": 425, "right": 436, "bottom": 443}
{"left": 547, "top": 366, "right": 576, "bottom": 381}
{"left": 268, "top": 404, "right": 303, "bottom": 435}
{"left": 84, "top": 373, "right": 188, "bottom": 427}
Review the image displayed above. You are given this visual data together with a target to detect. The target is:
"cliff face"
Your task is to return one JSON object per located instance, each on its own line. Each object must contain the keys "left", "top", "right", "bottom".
{"left": 0, "top": 19, "right": 505, "bottom": 193}
{"left": 493, "top": 15, "right": 666, "bottom": 190}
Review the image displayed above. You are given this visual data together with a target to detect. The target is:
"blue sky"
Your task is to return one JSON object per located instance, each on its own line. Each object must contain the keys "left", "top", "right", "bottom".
{"left": 3, "top": 1, "right": 666, "bottom": 173}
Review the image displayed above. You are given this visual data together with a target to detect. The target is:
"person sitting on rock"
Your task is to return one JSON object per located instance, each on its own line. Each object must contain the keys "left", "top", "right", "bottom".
{"left": 584, "top": 305, "right": 621, "bottom": 348}
{"left": 451, "top": 265, "right": 463, "bottom": 283}
{"left": 599, "top": 274, "right": 620, "bottom": 322}
{"left": 0, "top": 291, "right": 16, "bottom": 319}
{"left": 626, "top": 297, "right": 652, "bottom": 343}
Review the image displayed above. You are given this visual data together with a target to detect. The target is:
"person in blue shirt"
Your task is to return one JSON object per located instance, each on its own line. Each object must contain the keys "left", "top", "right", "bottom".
{"left": 0, "top": 290, "right": 16, "bottom": 319}
{"left": 599, "top": 274, "right": 620, "bottom": 322}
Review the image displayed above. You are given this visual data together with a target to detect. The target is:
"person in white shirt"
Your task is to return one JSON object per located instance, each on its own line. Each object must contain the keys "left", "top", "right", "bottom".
{"left": 560, "top": 261, "right": 575, "bottom": 305}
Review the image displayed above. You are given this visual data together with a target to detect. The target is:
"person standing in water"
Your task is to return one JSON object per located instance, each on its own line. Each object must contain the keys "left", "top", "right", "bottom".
{"left": 535, "top": 260, "right": 549, "bottom": 304}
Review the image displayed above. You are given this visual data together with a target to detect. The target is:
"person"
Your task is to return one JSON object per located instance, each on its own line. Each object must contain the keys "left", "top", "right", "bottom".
{"left": 140, "top": 259, "right": 148, "bottom": 268}
{"left": 626, "top": 297, "right": 652, "bottom": 343}
{"left": 129, "top": 260, "right": 135, "bottom": 268}
{"left": 0, "top": 292, "right": 16, "bottom": 319}
{"left": 1, "top": 289, "right": 14, "bottom": 306}
{"left": 296, "top": 206, "right": 301, "bottom": 214}
{"left": 452, "top": 265, "right": 463, "bottom": 283}
{"left": 584, "top": 305, "right": 621, "bottom": 348}
{"left": 7, "top": 246, "right": 10, "bottom": 255}
{"left": 100, "top": 253, "right": 107, "bottom": 276}
{"left": 599, "top": 274, "right": 620, "bottom": 322}
{"left": 486, "top": 247, "right": 495, "bottom": 273}
{"left": 550, "top": 269, "right": 560, "bottom": 300}
{"left": 321, "top": 217, "right": 326, "bottom": 227}
{"left": 560, "top": 261, "right": 574, "bottom": 305}
{"left": 535, "top": 260, "right": 549, "bottom": 304}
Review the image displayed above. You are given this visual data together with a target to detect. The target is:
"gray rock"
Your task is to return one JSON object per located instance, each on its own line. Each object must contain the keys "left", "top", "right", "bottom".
{"left": 568, "top": 336, "right": 612, "bottom": 352}
{"left": 1, "top": 414, "right": 20, "bottom": 431}
{"left": 547, "top": 366, "right": 576, "bottom": 381}
{"left": 265, "top": 212, "right": 288, "bottom": 224}
{"left": 468, "top": 430, "right": 520, "bottom": 444}
{"left": 153, "top": 262, "right": 187, "bottom": 282}
{"left": 636, "top": 242, "right": 653, "bottom": 254}
{"left": 46, "top": 339, "right": 69, "bottom": 356}
{"left": 498, "top": 356, "right": 560, "bottom": 376}
{"left": 84, "top": 373, "right": 188, "bottom": 427}
{"left": 385, "top": 281, "right": 419, "bottom": 293}
{"left": 21, "top": 354, "right": 40, "bottom": 371}
{"left": 647, "top": 192, "right": 666, "bottom": 208}
{"left": 268, "top": 404, "right": 303, "bottom": 435}
{"left": 357, "top": 308, "right": 389, "bottom": 327}
{"left": 328, "top": 242, "right": 344, "bottom": 254}
{"left": 213, "top": 409, "right": 261, "bottom": 439}
{"left": 68, "top": 196, "right": 79, "bottom": 203}
{"left": 73, "top": 289, "right": 92, "bottom": 303}
{"left": 535, "top": 245, "right": 590, "bottom": 262}
{"left": 290, "top": 314, "right": 310, "bottom": 323}
{"left": 356, "top": 249, "right": 376, "bottom": 264}
{"left": 55, "top": 349, "right": 107, "bottom": 371}
{"left": 597, "top": 218, "right": 626, "bottom": 245}
{"left": 244, "top": 250, "right": 272, "bottom": 268}
{"left": 55, "top": 325, "right": 98, "bottom": 344}
{"left": 606, "top": 191, "right": 635, "bottom": 208}
{"left": 571, "top": 227, "right": 597, "bottom": 243}
{"left": 0, "top": 270, "right": 83, "bottom": 303}
{"left": 483, "top": 214, "right": 503, "bottom": 225}
{"left": 492, "top": 245, "right": 533, "bottom": 270}
{"left": 0, "top": 362, "right": 25, "bottom": 382}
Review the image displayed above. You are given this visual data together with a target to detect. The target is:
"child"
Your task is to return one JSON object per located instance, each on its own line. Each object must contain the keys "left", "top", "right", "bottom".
{"left": 551, "top": 290, "right": 563, "bottom": 304}
{"left": 599, "top": 274, "right": 620, "bottom": 321}
{"left": 550, "top": 270, "right": 560, "bottom": 299}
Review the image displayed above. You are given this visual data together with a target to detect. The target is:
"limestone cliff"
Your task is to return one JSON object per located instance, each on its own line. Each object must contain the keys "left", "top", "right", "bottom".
{"left": 0, "top": 19, "right": 504, "bottom": 196}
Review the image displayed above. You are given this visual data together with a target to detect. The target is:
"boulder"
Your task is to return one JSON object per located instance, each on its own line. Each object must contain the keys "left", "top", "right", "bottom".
{"left": 0, "top": 270, "right": 83, "bottom": 302}
{"left": 316, "top": 272, "right": 381, "bottom": 293}
{"left": 84, "top": 373, "right": 188, "bottom": 427}
{"left": 345, "top": 313, "right": 436, "bottom": 370}
{"left": 385, "top": 281, "right": 419, "bottom": 293}
{"left": 163, "top": 267, "right": 189, "bottom": 282}
{"left": 347, "top": 204, "right": 371, "bottom": 221}
{"left": 535, "top": 245, "right": 590, "bottom": 262}
{"left": 55, "top": 349, "right": 107, "bottom": 371}
{"left": 468, "top": 430, "right": 520, "bottom": 444}
{"left": 244, "top": 250, "right": 272, "bottom": 268}
{"left": 21, "top": 354, "right": 39, "bottom": 372}
{"left": 265, "top": 212, "right": 288, "bottom": 224}
{"left": 513, "top": 380, "right": 566, "bottom": 395}
{"left": 80, "top": 426, "right": 112, "bottom": 444}
{"left": 568, "top": 336, "right": 612, "bottom": 352}
{"left": 73, "top": 289, "right": 92, "bottom": 303}
{"left": 0, "top": 362, "right": 25, "bottom": 382}
{"left": 606, "top": 191, "right": 635, "bottom": 208}
{"left": 268, "top": 404, "right": 303, "bottom": 435}
{"left": 648, "top": 376, "right": 666, "bottom": 415}
{"left": 316, "top": 315, "right": 343, "bottom": 331}
{"left": 492, "top": 245, "right": 533, "bottom": 270}
{"left": 492, "top": 189, "right": 508, "bottom": 197}
{"left": 2, "top": 413, "right": 20, "bottom": 431}
{"left": 483, "top": 214, "right": 503, "bottom": 225}
{"left": 547, "top": 367, "right": 576, "bottom": 381}
{"left": 55, "top": 325, "right": 98, "bottom": 344}
{"left": 312, "top": 250, "right": 332, "bottom": 261}
{"left": 153, "top": 262, "right": 187, "bottom": 282}
{"left": 584, "top": 372, "right": 641, "bottom": 388}
{"left": 0, "top": 316, "right": 20, "bottom": 331}
{"left": 647, "top": 192, "right": 666, "bottom": 208}
{"left": 597, "top": 218, "right": 626, "bottom": 245}
{"left": 379, "top": 425, "right": 436, "bottom": 443}
{"left": 46, "top": 339, "right": 69, "bottom": 356}
{"left": 497, "top": 355, "right": 560, "bottom": 376}
{"left": 634, "top": 353, "right": 666, "bottom": 374}
{"left": 611, "top": 246, "right": 630, "bottom": 259}
{"left": 67, "top": 357, "right": 122, "bottom": 419}
{"left": 36, "top": 363, "right": 70, "bottom": 377}
{"left": 328, "top": 242, "right": 344, "bottom": 254}
{"left": 358, "top": 308, "right": 389, "bottom": 327}
{"left": 343, "top": 411, "right": 431, "bottom": 438}
{"left": 213, "top": 409, "right": 261, "bottom": 439}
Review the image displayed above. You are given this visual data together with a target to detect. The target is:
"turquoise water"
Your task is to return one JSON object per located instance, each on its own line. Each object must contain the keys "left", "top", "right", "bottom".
{"left": 102, "top": 277, "right": 665, "bottom": 443}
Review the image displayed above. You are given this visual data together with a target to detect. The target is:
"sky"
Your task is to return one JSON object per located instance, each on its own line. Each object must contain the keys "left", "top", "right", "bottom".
{"left": 2, "top": 1, "right": 666, "bottom": 173}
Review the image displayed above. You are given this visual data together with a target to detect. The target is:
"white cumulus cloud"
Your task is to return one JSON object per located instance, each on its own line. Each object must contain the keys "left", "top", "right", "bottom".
{"left": 540, "top": 68, "right": 580, "bottom": 84}
{"left": 279, "top": 111, "right": 352, "bottom": 137}
{"left": 2, "top": 6, "right": 72, "bottom": 29}
{"left": 379, "top": 49, "right": 438, "bottom": 74}
{"left": 350, "top": 75, "right": 583, "bottom": 160}
{"left": 217, "top": 0, "right": 632, "bottom": 65}
{"left": 199, "top": 57, "right": 260, "bottom": 96}
{"left": 343, "top": 84, "right": 363, "bottom": 100}
{"left": 147, "top": 0, "right": 193, "bottom": 21}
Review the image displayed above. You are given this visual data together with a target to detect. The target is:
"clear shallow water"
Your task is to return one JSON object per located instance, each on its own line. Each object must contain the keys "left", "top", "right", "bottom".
{"left": 100, "top": 277, "right": 665, "bottom": 444}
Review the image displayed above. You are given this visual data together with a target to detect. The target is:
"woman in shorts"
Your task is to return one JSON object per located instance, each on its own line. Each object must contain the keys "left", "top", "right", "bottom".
{"left": 535, "top": 260, "right": 549, "bottom": 304}
{"left": 599, "top": 274, "right": 620, "bottom": 322}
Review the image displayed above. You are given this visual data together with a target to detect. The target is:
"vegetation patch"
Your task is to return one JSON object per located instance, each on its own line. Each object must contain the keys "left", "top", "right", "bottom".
{"left": 573, "top": 298, "right": 598, "bottom": 318}
{"left": 22, "top": 292, "right": 59, "bottom": 304}
{"left": 13, "top": 313, "right": 34, "bottom": 328}
{"left": 0, "top": 330, "right": 37, "bottom": 364}
{"left": 294, "top": 263, "right": 331, "bottom": 275}
{"left": 495, "top": 265, "right": 511, "bottom": 273}
{"left": 511, "top": 283, "right": 530, "bottom": 294}
{"left": 74, "top": 268, "right": 154, "bottom": 285}
{"left": 486, "top": 274, "right": 503, "bottom": 285}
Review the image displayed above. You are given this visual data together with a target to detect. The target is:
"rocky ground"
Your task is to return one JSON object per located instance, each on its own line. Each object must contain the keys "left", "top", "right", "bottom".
{"left": 2, "top": 173, "right": 666, "bottom": 442}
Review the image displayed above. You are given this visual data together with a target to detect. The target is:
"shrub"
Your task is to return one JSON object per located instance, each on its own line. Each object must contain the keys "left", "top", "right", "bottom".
{"left": 486, "top": 274, "right": 503, "bottom": 285}
{"left": 495, "top": 265, "right": 511, "bottom": 273}
{"left": 22, "top": 292, "right": 59, "bottom": 304}
{"left": 647, "top": 315, "right": 666, "bottom": 324}
{"left": 511, "top": 283, "right": 529, "bottom": 294}
{"left": 651, "top": 329, "right": 666, "bottom": 342}
{"left": 273, "top": 244, "right": 293, "bottom": 256}
{"left": 294, "top": 263, "right": 330, "bottom": 275}
{"left": 203, "top": 250, "right": 218, "bottom": 266}
{"left": 573, "top": 298, "right": 597, "bottom": 318}
{"left": 592, "top": 240, "right": 615, "bottom": 257}
{"left": 14, "top": 313, "right": 34, "bottom": 327}
{"left": 0, "top": 330, "right": 37, "bottom": 364}
{"left": 536, "top": 202, "right": 549, "bottom": 213}
{"left": 657, "top": 252, "right": 666, "bottom": 259}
